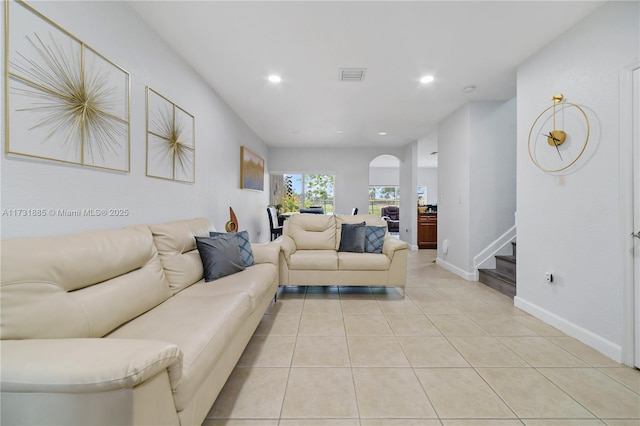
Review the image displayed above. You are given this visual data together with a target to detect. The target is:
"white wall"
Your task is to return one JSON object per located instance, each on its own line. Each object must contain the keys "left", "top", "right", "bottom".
{"left": 269, "top": 146, "right": 404, "bottom": 218}
{"left": 437, "top": 105, "right": 472, "bottom": 274}
{"left": 418, "top": 168, "right": 438, "bottom": 205}
{"left": 516, "top": 1, "right": 639, "bottom": 361}
{"left": 369, "top": 167, "right": 400, "bottom": 186}
{"left": 1, "top": 1, "right": 270, "bottom": 241}
{"left": 437, "top": 99, "right": 517, "bottom": 277}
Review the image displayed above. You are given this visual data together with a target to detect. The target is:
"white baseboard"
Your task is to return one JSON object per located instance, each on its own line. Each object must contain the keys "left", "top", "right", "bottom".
{"left": 435, "top": 258, "right": 476, "bottom": 281}
{"left": 514, "top": 296, "right": 622, "bottom": 363}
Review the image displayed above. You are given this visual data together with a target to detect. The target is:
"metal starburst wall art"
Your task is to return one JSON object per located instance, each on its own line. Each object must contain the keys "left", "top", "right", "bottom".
{"left": 5, "top": 0, "right": 130, "bottom": 171}
{"left": 146, "top": 87, "right": 195, "bottom": 183}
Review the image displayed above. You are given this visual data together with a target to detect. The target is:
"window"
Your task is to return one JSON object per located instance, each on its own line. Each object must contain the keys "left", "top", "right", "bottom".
{"left": 271, "top": 174, "right": 335, "bottom": 214}
{"left": 369, "top": 185, "right": 399, "bottom": 215}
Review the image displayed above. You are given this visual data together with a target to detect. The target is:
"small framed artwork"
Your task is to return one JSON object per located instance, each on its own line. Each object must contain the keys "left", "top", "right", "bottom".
{"left": 146, "top": 87, "right": 195, "bottom": 183}
{"left": 240, "top": 146, "right": 264, "bottom": 191}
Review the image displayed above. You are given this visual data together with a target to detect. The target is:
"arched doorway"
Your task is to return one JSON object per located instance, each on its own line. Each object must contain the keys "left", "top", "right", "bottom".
{"left": 369, "top": 155, "right": 401, "bottom": 232}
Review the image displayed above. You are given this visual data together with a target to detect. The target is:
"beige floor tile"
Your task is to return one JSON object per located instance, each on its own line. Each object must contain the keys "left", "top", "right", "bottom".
{"left": 415, "top": 368, "right": 515, "bottom": 419}
{"left": 343, "top": 314, "right": 393, "bottom": 335}
{"left": 476, "top": 368, "right": 594, "bottom": 419}
{"left": 255, "top": 313, "right": 300, "bottom": 336}
{"left": 298, "top": 314, "right": 345, "bottom": 336}
{"left": 405, "top": 287, "right": 446, "bottom": 301}
{"left": 450, "top": 299, "right": 494, "bottom": 314}
{"left": 414, "top": 300, "right": 465, "bottom": 315}
{"left": 376, "top": 298, "right": 423, "bottom": 314}
{"left": 305, "top": 286, "right": 341, "bottom": 299}
{"left": 522, "top": 420, "right": 606, "bottom": 426}
{"left": 281, "top": 368, "right": 358, "bottom": 419}
{"left": 448, "top": 336, "right": 529, "bottom": 367}
{"left": 208, "top": 367, "right": 289, "bottom": 419}
{"left": 513, "top": 316, "right": 565, "bottom": 336}
{"left": 384, "top": 314, "right": 441, "bottom": 336}
{"left": 292, "top": 336, "right": 351, "bottom": 367}
{"left": 237, "top": 335, "right": 296, "bottom": 367}
{"left": 599, "top": 367, "right": 640, "bottom": 393}
{"left": 467, "top": 315, "right": 539, "bottom": 336}
{"left": 348, "top": 335, "right": 410, "bottom": 367}
{"left": 361, "top": 419, "right": 441, "bottom": 426}
{"left": 397, "top": 336, "right": 469, "bottom": 367}
{"left": 547, "top": 337, "right": 624, "bottom": 367}
{"left": 434, "top": 287, "right": 478, "bottom": 300}
{"left": 338, "top": 286, "right": 375, "bottom": 298}
{"left": 538, "top": 368, "right": 640, "bottom": 418}
{"left": 265, "top": 298, "right": 304, "bottom": 315}
{"left": 352, "top": 367, "right": 437, "bottom": 418}
{"left": 497, "top": 337, "right": 589, "bottom": 367}
{"left": 303, "top": 298, "right": 343, "bottom": 315}
{"left": 442, "top": 421, "right": 526, "bottom": 426}
{"left": 341, "top": 299, "right": 382, "bottom": 314}
{"left": 427, "top": 314, "right": 490, "bottom": 336}
{"left": 601, "top": 420, "right": 640, "bottom": 426}
{"left": 279, "top": 420, "right": 360, "bottom": 426}
{"left": 203, "top": 420, "right": 279, "bottom": 426}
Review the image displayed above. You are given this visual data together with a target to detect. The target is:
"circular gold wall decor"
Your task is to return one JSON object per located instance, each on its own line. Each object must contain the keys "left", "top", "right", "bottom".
{"left": 528, "top": 94, "right": 590, "bottom": 173}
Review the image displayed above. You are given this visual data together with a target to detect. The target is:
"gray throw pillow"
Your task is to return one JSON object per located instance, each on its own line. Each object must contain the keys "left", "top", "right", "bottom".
{"left": 365, "top": 226, "right": 386, "bottom": 253}
{"left": 196, "top": 234, "right": 245, "bottom": 281}
{"left": 338, "top": 222, "right": 366, "bottom": 253}
{"left": 210, "top": 230, "right": 255, "bottom": 267}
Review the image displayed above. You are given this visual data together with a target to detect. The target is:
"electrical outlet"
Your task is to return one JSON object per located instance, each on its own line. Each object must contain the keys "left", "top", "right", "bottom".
{"left": 545, "top": 272, "right": 553, "bottom": 283}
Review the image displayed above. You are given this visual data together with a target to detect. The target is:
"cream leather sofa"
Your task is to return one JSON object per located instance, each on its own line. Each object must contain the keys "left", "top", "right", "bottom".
{"left": 279, "top": 214, "right": 408, "bottom": 293}
{"left": 0, "top": 218, "right": 279, "bottom": 426}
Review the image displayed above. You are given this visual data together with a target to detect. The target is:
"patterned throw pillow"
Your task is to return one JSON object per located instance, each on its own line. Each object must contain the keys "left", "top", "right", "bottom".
{"left": 209, "top": 230, "right": 255, "bottom": 267}
{"left": 365, "top": 226, "right": 386, "bottom": 253}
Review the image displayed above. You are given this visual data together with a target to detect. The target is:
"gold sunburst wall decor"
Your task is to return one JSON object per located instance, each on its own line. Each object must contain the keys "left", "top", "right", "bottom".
{"left": 146, "top": 87, "right": 195, "bottom": 183}
{"left": 5, "top": 0, "right": 130, "bottom": 171}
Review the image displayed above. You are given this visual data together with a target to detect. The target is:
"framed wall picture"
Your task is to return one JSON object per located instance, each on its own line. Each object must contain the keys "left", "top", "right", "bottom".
{"left": 5, "top": 0, "right": 130, "bottom": 171}
{"left": 240, "top": 146, "right": 264, "bottom": 191}
{"left": 146, "top": 87, "right": 195, "bottom": 183}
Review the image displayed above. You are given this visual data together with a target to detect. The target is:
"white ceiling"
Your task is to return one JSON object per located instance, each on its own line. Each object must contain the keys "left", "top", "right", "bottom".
{"left": 130, "top": 1, "right": 604, "bottom": 161}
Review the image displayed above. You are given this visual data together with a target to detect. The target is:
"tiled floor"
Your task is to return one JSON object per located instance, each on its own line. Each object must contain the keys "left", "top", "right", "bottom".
{"left": 204, "top": 249, "right": 640, "bottom": 426}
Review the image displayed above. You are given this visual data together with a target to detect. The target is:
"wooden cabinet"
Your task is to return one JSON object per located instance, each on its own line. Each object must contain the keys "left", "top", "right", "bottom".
{"left": 418, "top": 213, "right": 437, "bottom": 249}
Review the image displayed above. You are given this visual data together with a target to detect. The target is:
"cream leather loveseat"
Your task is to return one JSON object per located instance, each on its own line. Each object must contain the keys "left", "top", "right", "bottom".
{"left": 0, "top": 218, "right": 279, "bottom": 426}
{"left": 279, "top": 214, "right": 408, "bottom": 293}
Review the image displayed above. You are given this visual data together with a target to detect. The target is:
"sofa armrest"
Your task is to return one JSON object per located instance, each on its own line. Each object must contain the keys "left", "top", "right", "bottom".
{"left": 280, "top": 235, "right": 297, "bottom": 263}
{"left": 382, "top": 238, "right": 409, "bottom": 258}
{"left": 1, "top": 338, "right": 183, "bottom": 393}
{"left": 251, "top": 241, "right": 280, "bottom": 266}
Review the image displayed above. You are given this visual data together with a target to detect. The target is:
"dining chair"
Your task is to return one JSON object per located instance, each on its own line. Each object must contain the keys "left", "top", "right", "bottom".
{"left": 267, "top": 207, "right": 283, "bottom": 241}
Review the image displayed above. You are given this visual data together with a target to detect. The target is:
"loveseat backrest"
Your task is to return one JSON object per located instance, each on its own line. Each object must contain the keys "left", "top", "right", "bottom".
{"left": 0, "top": 225, "right": 171, "bottom": 340}
{"left": 286, "top": 214, "right": 336, "bottom": 250}
{"left": 148, "top": 218, "right": 213, "bottom": 294}
{"left": 334, "top": 214, "right": 389, "bottom": 250}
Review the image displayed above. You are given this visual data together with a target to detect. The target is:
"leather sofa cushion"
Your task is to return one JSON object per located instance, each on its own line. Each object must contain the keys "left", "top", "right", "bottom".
{"left": 287, "top": 214, "right": 335, "bottom": 250}
{"left": 107, "top": 291, "right": 251, "bottom": 412}
{"left": 0, "top": 225, "right": 170, "bottom": 339}
{"left": 178, "top": 263, "right": 277, "bottom": 311}
{"left": 149, "top": 218, "right": 213, "bottom": 294}
{"left": 338, "top": 252, "right": 391, "bottom": 271}
{"left": 288, "top": 250, "right": 338, "bottom": 270}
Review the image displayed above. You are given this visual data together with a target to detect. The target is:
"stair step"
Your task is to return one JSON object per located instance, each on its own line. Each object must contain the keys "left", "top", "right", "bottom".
{"left": 478, "top": 268, "right": 516, "bottom": 298}
{"left": 495, "top": 254, "right": 516, "bottom": 277}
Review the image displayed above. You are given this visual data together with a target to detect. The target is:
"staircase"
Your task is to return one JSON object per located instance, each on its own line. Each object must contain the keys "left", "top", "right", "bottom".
{"left": 478, "top": 241, "right": 516, "bottom": 298}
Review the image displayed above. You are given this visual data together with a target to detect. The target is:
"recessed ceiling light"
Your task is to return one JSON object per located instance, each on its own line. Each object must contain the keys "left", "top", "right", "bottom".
{"left": 463, "top": 85, "right": 476, "bottom": 93}
{"left": 378, "top": 132, "right": 387, "bottom": 136}
{"left": 420, "top": 75, "right": 435, "bottom": 84}
{"left": 268, "top": 75, "right": 282, "bottom": 83}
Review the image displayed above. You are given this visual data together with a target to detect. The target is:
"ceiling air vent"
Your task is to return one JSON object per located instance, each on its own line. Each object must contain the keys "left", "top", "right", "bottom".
{"left": 339, "top": 68, "right": 366, "bottom": 82}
